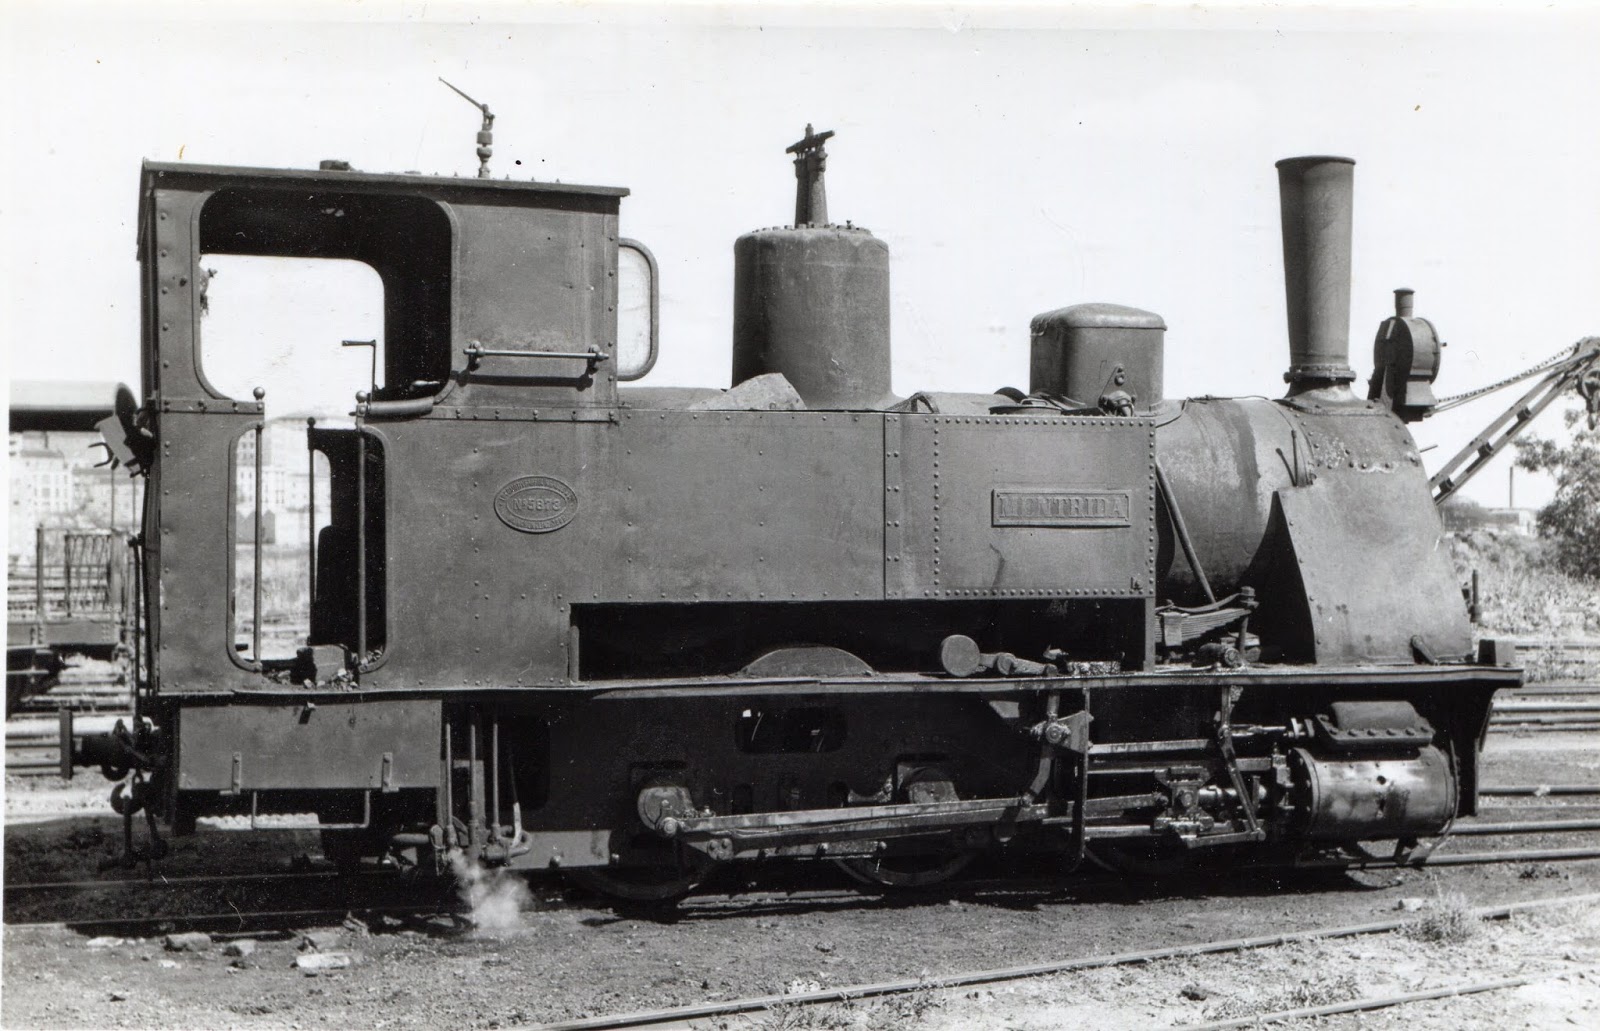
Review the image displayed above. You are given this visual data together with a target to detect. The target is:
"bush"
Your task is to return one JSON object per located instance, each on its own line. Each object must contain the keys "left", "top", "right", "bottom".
{"left": 1446, "top": 529, "right": 1600, "bottom": 639}
{"left": 1403, "top": 888, "right": 1482, "bottom": 945}
{"left": 1516, "top": 406, "right": 1600, "bottom": 580}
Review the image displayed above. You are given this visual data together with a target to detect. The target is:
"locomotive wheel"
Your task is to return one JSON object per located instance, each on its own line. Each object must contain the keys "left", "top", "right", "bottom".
{"left": 1338, "top": 832, "right": 1447, "bottom": 865}
{"left": 565, "top": 866, "right": 707, "bottom": 903}
{"left": 565, "top": 854, "right": 715, "bottom": 904}
{"left": 1085, "top": 840, "right": 1193, "bottom": 878}
{"left": 834, "top": 849, "right": 978, "bottom": 890}
{"left": 835, "top": 767, "right": 978, "bottom": 889}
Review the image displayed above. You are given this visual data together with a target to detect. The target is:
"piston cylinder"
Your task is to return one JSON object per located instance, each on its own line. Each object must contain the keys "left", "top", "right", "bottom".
{"left": 1029, "top": 303, "right": 1165, "bottom": 411}
{"left": 1291, "top": 745, "right": 1456, "bottom": 841}
{"left": 732, "top": 226, "right": 891, "bottom": 410}
{"left": 1276, "top": 156, "right": 1357, "bottom": 393}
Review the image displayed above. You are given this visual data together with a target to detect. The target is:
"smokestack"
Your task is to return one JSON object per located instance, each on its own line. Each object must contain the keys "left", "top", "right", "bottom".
{"left": 1276, "top": 156, "right": 1357, "bottom": 395}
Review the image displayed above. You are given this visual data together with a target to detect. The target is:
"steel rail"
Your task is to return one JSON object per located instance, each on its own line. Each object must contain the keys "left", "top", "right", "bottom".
{"left": 1492, "top": 725, "right": 1600, "bottom": 733}
{"left": 5, "top": 902, "right": 459, "bottom": 934}
{"left": 1448, "top": 817, "right": 1600, "bottom": 836}
{"left": 1179, "top": 967, "right": 1599, "bottom": 1031}
{"left": 1479, "top": 803, "right": 1600, "bottom": 814}
{"left": 669, "top": 871, "right": 1157, "bottom": 912}
{"left": 1492, "top": 724, "right": 1600, "bottom": 730}
{"left": 1300, "top": 845, "right": 1600, "bottom": 870}
{"left": 523, "top": 893, "right": 1600, "bottom": 1031}
{"left": 1491, "top": 725, "right": 1600, "bottom": 733}
{"left": 1507, "top": 701, "right": 1600, "bottom": 710}
{"left": 1492, "top": 720, "right": 1600, "bottom": 727}
{"left": 2, "top": 869, "right": 367, "bottom": 894}
{"left": 1480, "top": 784, "right": 1600, "bottom": 796}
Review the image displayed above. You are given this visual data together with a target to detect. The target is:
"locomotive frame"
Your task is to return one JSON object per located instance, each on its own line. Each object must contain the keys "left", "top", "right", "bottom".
{"left": 78, "top": 128, "right": 1524, "bottom": 895}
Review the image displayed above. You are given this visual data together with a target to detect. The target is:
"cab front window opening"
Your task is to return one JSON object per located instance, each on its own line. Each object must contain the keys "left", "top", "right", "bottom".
{"left": 193, "top": 186, "right": 456, "bottom": 415}
{"left": 198, "top": 254, "right": 386, "bottom": 421}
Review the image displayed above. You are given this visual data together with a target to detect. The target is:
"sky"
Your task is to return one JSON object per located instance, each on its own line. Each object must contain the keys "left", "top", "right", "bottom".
{"left": 3, "top": 1, "right": 1598, "bottom": 509}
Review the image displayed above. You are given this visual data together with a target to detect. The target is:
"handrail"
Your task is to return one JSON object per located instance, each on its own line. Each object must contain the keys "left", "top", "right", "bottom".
{"left": 356, "top": 427, "right": 367, "bottom": 669}
{"left": 251, "top": 399, "right": 264, "bottom": 666}
{"left": 358, "top": 396, "right": 436, "bottom": 419}
{"left": 307, "top": 418, "right": 316, "bottom": 610}
{"left": 34, "top": 528, "right": 44, "bottom": 628}
{"left": 462, "top": 342, "right": 610, "bottom": 366}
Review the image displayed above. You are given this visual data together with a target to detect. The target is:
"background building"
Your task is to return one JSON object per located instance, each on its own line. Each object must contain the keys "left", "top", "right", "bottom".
{"left": 8, "top": 382, "right": 142, "bottom": 559}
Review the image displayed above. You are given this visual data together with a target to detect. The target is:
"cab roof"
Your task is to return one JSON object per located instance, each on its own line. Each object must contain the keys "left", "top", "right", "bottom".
{"left": 140, "top": 160, "right": 629, "bottom": 200}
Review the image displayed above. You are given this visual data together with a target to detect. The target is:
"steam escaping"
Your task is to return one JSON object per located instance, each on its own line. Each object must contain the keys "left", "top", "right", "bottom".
{"left": 449, "top": 853, "right": 532, "bottom": 931}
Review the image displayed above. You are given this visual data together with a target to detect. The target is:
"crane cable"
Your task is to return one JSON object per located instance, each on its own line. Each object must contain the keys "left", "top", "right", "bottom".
{"left": 1430, "top": 342, "right": 1584, "bottom": 411}
{"left": 1427, "top": 339, "right": 1595, "bottom": 414}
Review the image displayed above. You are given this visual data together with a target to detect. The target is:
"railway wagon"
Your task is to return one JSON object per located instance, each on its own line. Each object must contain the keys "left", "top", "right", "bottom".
{"left": 9, "top": 383, "right": 136, "bottom": 715}
{"left": 79, "top": 127, "right": 1521, "bottom": 896}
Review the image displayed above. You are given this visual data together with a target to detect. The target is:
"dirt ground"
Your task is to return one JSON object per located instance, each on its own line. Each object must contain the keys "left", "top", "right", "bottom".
{"left": 5, "top": 729, "right": 1600, "bottom": 1031}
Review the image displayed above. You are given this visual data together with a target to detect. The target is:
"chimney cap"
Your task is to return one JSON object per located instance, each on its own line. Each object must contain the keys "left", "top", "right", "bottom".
{"left": 1032, "top": 303, "right": 1166, "bottom": 333}
{"left": 1275, "top": 155, "right": 1355, "bottom": 170}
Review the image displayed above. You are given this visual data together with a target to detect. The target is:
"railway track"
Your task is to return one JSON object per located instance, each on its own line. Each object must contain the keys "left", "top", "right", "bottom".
{"left": 1508, "top": 638, "right": 1600, "bottom": 657}
{"left": 8, "top": 808, "right": 1600, "bottom": 932}
{"left": 1491, "top": 683, "right": 1600, "bottom": 732}
{"left": 4, "top": 902, "right": 466, "bottom": 936}
{"left": 4, "top": 869, "right": 351, "bottom": 895}
{"left": 1179, "top": 967, "right": 1598, "bottom": 1031}
{"left": 25, "top": 881, "right": 1584, "bottom": 1027}
{"left": 5, "top": 813, "right": 1599, "bottom": 1029}
{"left": 1481, "top": 784, "right": 1600, "bottom": 796}
{"left": 5, "top": 819, "right": 1597, "bottom": 1031}
{"left": 11, "top": 663, "right": 130, "bottom": 716}
{"left": 525, "top": 892, "right": 1600, "bottom": 1031}
{"left": 2, "top": 867, "right": 464, "bottom": 934}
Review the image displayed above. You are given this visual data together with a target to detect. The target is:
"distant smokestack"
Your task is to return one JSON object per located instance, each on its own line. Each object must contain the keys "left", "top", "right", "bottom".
{"left": 1276, "top": 156, "right": 1357, "bottom": 395}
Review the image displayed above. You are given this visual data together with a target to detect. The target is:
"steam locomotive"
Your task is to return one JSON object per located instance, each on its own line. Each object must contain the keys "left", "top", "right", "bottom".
{"left": 78, "top": 126, "right": 1521, "bottom": 898}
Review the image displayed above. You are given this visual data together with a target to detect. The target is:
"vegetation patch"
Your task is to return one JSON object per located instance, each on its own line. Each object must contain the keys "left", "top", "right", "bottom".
{"left": 1448, "top": 529, "right": 1600, "bottom": 642}
{"left": 1203, "top": 971, "right": 1361, "bottom": 1020}
{"left": 1403, "top": 888, "right": 1482, "bottom": 946}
